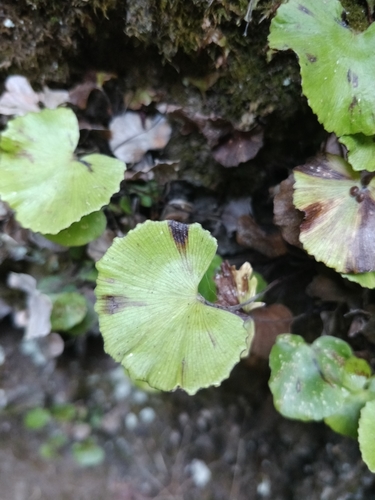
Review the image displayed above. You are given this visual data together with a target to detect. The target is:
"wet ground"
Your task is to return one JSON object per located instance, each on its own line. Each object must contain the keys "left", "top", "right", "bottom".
{"left": 1, "top": 324, "right": 374, "bottom": 500}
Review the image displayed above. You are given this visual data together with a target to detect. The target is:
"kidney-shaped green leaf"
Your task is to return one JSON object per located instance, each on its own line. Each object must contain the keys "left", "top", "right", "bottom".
{"left": 294, "top": 154, "right": 375, "bottom": 273}
{"left": 269, "top": 334, "right": 368, "bottom": 421}
{"left": 359, "top": 399, "right": 375, "bottom": 472}
{"left": 95, "top": 220, "right": 252, "bottom": 395}
{"left": 269, "top": 0, "right": 375, "bottom": 136}
{"left": 0, "top": 108, "right": 125, "bottom": 234}
{"left": 44, "top": 211, "right": 107, "bottom": 247}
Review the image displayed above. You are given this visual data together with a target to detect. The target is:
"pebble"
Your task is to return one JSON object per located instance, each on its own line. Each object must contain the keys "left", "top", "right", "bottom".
{"left": 132, "top": 390, "right": 148, "bottom": 405}
{"left": 3, "top": 19, "right": 15, "bottom": 28}
{"left": 139, "top": 407, "right": 156, "bottom": 424}
{"left": 188, "top": 459, "right": 211, "bottom": 488}
{"left": 124, "top": 412, "right": 138, "bottom": 431}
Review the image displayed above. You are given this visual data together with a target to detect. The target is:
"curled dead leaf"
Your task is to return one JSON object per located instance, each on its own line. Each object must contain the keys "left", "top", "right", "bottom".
{"left": 212, "top": 128, "right": 264, "bottom": 167}
{"left": 236, "top": 215, "right": 287, "bottom": 258}
{"left": 246, "top": 304, "right": 293, "bottom": 362}
{"left": 273, "top": 175, "right": 303, "bottom": 248}
{"left": 109, "top": 112, "right": 172, "bottom": 163}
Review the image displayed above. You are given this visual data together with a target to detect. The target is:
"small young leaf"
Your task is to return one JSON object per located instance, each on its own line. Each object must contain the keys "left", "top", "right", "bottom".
{"left": 359, "top": 400, "right": 375, "bottom": 472}
{"left": 44, "top": 211, "right": 107, "bottom": 247}
{"left": 269, "top": 0, "right": 375, "bottom": 136}
{"left": 72, "top": 440, "right": 105, "bottom": 467}
{"left": 24, "top": 407, "right": 51, "bottom": 430}
{"left": 340, "top": 134, "right": 375, "bottom": 172}
{"left": 198, "top": 254, "right": 222, "bottom": 302}
{"left": 66, "top": 298, "right": 97, "bottom": 336}
{"left": 39, "top": 434, "right": 67, "bottom": 459}
{"left": 294, "top": 154, "right": 375, "bottom": 273}
{"left": 269, "top": 334, "right": 362, "bottom": 421}
{"left": 95, "top": 220, "right": 252, "bottom": 395}
{"left": 50, "top": 292, "right": 87, "bottom": 332}
{"left": 0, "top": 108, "right": 125, "bottom": 234}
{"left": 51, "top": 403, "right": 77, "bottom": 422}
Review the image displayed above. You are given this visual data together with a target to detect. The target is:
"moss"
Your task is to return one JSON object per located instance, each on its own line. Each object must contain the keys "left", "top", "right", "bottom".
{"left": 0, "top": 0, "right": 119, "bottom": 84}
{"left": 340, "top": 0, "right": 369, "bottom": 31}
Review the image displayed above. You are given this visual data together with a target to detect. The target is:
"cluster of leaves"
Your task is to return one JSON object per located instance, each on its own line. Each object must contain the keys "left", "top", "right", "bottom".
{"left": 268, "top": 0, "right": 375, "bottom": 472}
{"left": 95, "top": 220, "right": 260, "bottom": 395}
{"left": 24, "top": 404, "right": 105, "bottom": 467}
{"left": 0, "top": 107, "right": 124, "bottom": 244}
{"left": 269, "top": 0, "right": 375, "bottom": 286}
{"left": 269, "top": 334, "right": 375, "bottom": 471}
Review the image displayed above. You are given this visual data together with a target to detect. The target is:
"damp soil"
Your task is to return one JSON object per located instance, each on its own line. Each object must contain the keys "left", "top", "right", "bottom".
{"left": 1, "top": 324, "right": 374, "bottom": 500}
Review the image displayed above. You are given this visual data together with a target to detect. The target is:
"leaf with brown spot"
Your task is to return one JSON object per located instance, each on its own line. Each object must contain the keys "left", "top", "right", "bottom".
{"left": 269, "top": 0, "right": 375, "bottom": 135}
{"left": 95, "top": 221, "right": 253, "bottom": 395}
{"left": 294, "top": 153, "right": 375, "bottom": 273}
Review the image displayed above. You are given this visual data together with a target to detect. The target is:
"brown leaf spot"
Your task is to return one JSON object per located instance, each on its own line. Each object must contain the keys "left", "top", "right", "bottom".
{"left": 102, "top": 295, "right": 146, "bottom": 314}
{"left": 300, "top": 201, "right": 326, "bottom": 232}
{"left": 306, "top": 53, "right": 317, "bottom": 63}
{"left": 298, "top": 4, "right": 313, "bottom": 15}
{"left": 349, "top": 96, "right": 358, "bottom": 112}
{"left": 168, "top": 220, "right": 189, "bottom": 252}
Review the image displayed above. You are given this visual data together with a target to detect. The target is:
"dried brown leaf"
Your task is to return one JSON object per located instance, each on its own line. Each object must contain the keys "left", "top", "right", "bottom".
{"left": 236, "top": 215, "right": 287, "bottom": 258}
{"left": 273, "top": 175, "right": 303, "bottom": 248}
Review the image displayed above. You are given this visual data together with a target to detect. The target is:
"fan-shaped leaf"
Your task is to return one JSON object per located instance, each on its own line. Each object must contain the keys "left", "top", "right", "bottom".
{"left": 269, "top": 0, "right": 375, "bottom": 136}
{"left": 293, "top": 154, "right": 375, "bottom": 273}
{"left": 44, "top": 211, "right": 107, "bottom": 247}
{"left": 0, "top": 108, "right": 125, "bottom": 234}
{"left": 95, "top": 220, "right": 252, "bottom": 395}
{"left": 50, "top": 292, "right": 87, "bottom": 332}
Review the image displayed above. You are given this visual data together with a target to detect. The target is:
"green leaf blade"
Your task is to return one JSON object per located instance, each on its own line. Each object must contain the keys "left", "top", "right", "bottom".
{"left": 293, "top": 154, "right": 375, "bottom": 273}
{"left": 269, "top": 334, "right": 353, "bottom": 421}
{"left": 269, "top": 0, "right": 375, "bottom": 136}
{"left": 359, "top": 400, "right": 375, "bottom": 472}
{"left": 95, "top": 220, "right": 251, "bottom": 395}
{"left": 0, "top": 109, "right": 125, "bottom": 234}
{"left": 44, "top": 211, "right": 107, "bottom": 247}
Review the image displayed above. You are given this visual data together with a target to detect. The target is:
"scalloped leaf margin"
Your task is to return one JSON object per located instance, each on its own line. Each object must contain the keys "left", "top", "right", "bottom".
{"left": 0, "top": 108, "right": 125, "bottom": 234}
{"left": 95, "top": 220, "right": 253, "bottom": 395}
